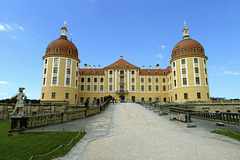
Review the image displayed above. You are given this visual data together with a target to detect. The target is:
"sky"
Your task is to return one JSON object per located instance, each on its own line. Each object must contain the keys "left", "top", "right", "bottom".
{"left": 0, "top": 0, "right": 240, "bottom": 100}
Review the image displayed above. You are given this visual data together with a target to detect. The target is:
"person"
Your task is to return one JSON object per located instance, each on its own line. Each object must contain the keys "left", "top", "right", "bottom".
{"left": 119, "top": 97, "right": 121, "bottom": 104}
{"left": 112, "top": 97, "right": 115, "bottom": 104}
{"left": 10, "top": 87, "right": 27, "bottom": 117}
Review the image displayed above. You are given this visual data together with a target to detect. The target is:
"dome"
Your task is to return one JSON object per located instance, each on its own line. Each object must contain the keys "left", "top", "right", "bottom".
{"left": 171, "top": 39, "right": 206, "bottom": 59}
{"left": 45, "top": 38, "right": 79, "bottom": 59}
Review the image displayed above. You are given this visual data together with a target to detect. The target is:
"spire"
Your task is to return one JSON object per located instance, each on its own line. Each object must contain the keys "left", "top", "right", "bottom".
{"left": 60, "top": 20, "right": 68, "bottom": 39}
{"left": 182, "top": 20, "right": 190, "bottom": 40}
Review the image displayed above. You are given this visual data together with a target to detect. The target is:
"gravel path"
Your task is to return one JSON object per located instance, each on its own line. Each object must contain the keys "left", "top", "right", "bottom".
{"left": 77, "top": 103, "right": 240, "bottom": 160}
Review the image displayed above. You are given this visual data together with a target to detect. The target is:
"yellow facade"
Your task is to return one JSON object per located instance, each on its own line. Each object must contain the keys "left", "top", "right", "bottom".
{"left": 40, "top": 25, "right": 210, "bottom": 104}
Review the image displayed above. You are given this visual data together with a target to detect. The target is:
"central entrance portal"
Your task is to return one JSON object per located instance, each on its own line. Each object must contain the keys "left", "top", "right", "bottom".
{"left": 119, "top": 95, "right": 125, "bottom": 102}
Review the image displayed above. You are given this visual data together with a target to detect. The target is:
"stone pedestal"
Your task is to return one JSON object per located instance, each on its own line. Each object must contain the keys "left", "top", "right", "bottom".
{"left": 8, "top": 117, "right": 27, "bottom": 136}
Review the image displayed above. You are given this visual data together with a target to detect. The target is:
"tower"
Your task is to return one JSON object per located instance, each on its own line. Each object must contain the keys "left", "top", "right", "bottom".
{"left": 169, "top": 22, "right": 210, "bottom": 102}
{"left": 41, "top": 22, "right": 80, "bottom": 104}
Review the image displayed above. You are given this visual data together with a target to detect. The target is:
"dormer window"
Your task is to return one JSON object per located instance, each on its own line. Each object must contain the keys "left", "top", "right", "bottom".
{"left": 46, "top": 48, "right": 49, "bottom": 53}
{"left": 147, "top": 71, "right": 150, "bottom": 74}
{"left": 154, "top": 71, "right": 157, "bottom": 74}
{"left": 172, "top": 52, "right": 176, "bottom": 57}
{"left": 163, "top": 71, "right": 166, "bottom": 74}
{"left": 193, "top": 48, "right": 197, "bottom": 53}
{"left": 51, "top": 43, "right": 55, "bottom": 46}
{"left": 181, "top": 49, "right": 185, "bottom": 54}
{"left": 126, "top": 64, "right": 128, "bottom": 67}
{"left": 198, "top": 43, "right": 201, "bottom": 47}
{"left": 68, "top": 49, "right": 72, "bottom": 54}
{"left": 55, "top": 47, "right": 59, "bottom": 53}
{"left": 176, "top": 46, "right": 179, "bottom": 50}
{"left": 116, "top": 64, "right": 118, "bottom": 67}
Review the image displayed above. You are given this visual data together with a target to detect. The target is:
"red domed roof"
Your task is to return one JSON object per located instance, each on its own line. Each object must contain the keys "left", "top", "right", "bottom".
{"left": 171, "top": 39, "right": 206, "bottom": 59}
{"left": 45, "top": 38, "right": 79, "bottom": 59}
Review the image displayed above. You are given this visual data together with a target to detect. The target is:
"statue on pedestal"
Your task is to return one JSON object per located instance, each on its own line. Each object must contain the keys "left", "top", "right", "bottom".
{"left": 10, "top": 87, "right": 27, "bottom": 117}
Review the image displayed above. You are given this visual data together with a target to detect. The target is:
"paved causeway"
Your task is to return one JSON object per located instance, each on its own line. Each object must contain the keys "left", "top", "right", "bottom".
{"left": 77, "top": 103, "right": 240, "bottom": 160}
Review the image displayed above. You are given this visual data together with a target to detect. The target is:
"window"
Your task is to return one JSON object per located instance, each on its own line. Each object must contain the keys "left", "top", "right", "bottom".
{"left": 55, "top": 48, "right": 59, "bottom": 53}
{"left": 181, "top": 59, "right": 185, "bottom": 64}
{"left": 66, "top": 78, "right": 70, "bottom": 85}
{"left": 148, "top": 78, "right": 151, "bottom": 83}
{"left": 163, "top": 85, "right": 166, "bottom": 91}
{"left": 53, "top": 67, "right": 58, "bottom": 73}
{"left": 68, "top": 49, "right": 72, "bottom": 54}
{"left": 43, "top": 78, "right": 46, "bottom": 85}
{"left": 131, "top": 78, "right": 135, "bottom": 83}
{"left": 207, "top": 93, "right": 209, "bottom": 99}
{"left": 132, "top": 71, "right": 135, "bottom": 74}
{"left": 65, "top": 93, "right": 69, "bottom": 99}
{"left": 181, "top": 49, "right": 185, "bottom": 54}
{"left": 206, "top": 78, "right": 208, "bottom": 85}
{"left": 204, "top": 60, "right": 206, "bottom": 64}
{"left": 45, "top": 59, "right": 48, "bottom": 64}
{"left": 75, "top": 80, "right": 78, "bottom": 87}
{"left": 172, "top": 52, "right": 176, "bottom": 57}
{"left": 141, "top": 97, "right": 144, "bottom": 101}
{"left": 141, "top": 78, "right": 144, "bottom": 83}
{"left": 155, "top": 78, "right": 158, "bottom": 83}
{"left": 174, "top": 71, "right": 176, "bottom": 76}
{"left": 81, "top": 78, "right": 84, "bottom": 82}
{"left": 120, "top": 70, "right": 124, "bottom": 74}
{"left": 94, "top": 78, "right": 97, "bottom": 82}
{"left": 110, "top": 71, "right": 113, "bottom": 74}
{"left": 149, "top": 98, "right": 152, "bottom": 102}
{"left": 148, "top": 85, "right": 151, "bottom": 91}
{"left": 67, "top": 59, "right": 71, "bottom": 65}
{"left": 44, "top": 68, "right": 47, "bottom": 74}
{"left": 109, "top": 85, "right": 112, "bottom": 91}
{"left": 141, "top": 85, "right": 144, "bottom": 91}
{"left": 193, "top": 48, "right": 197, "bottom": 53}
{"left": 94, "top": 85, "right": 97, "bottom": 91}
{"left": 182, "top": 68, "right": 186, "bottom": 74}
{"left": 54, "top": 58, "right": 59, "bottom": 63}
{"left": 197, "top": 92, "right": 201, "bottom": 99}
{"left": 52, "top": 92, "right": 56, "bottom": 99}
{"left": 67, "top": 68, "right": 71, "bottom": 74}
{"left": 100, "top": 85, "right": 103, "bottom": 91}
{"left": 183, "top": 78, "right": 187, "bottom": 85}
{"left": 156, "top": 85, "right": 159, "bottom": 91}
{"left": 205, "top": 69, "right": 207, "bottom": 74}
{"left": 175, "top": 94, "right": 177, "bottom": 100}
{"left": 194, "top": 58, "right": 198, "bottom": 63}
{"left": 195, "top": 67, "right": 199, "bottom": 73}
{"left": 170, "top": 84, "right": 172, "bottom": 90}
{"left": 109, "top": 78, "right": 113, "bottom": 83}
{"left": 52, "top": 77, "right": 57, "bottom": 84}
{"left": 100, "top": 78, "right": 104, "bottom": 82}
{"left": 173, "top": 62, "right": 175, "bottom": 67}
{"left": 196, "top": 77, "right": 200, "bottom": 84}
{"left": 184, "top": 93, "right": 188, "bottom": 100}
{"left": 120, "top": 85, "right": 124, "bottom": 92}
{"left": 81, "top": 85, "right": 84, "bottom": 91}
{"left": 42, "top": 93, "right": 44, "bottom": 99}
{"left": 87, "top": 85, "right": 90, "bottom": 91}
{"left": 76, "top": 71, "right": 78, "bottom": 76}
{"left": 87, "top": 78, "right": 91, "bottom": 82}
{"left": 174, "top": 80, "right": 176, "bottom": 87}
{"left": 120, "top": 76, "right": 124, "bottom": 82}
{"left": 132, "top": 85, "right": 135, "bottom": 91}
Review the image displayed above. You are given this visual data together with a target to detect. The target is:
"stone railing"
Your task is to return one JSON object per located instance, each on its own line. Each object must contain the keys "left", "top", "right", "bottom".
{"left": 8, "top": 99, "right": 111, "bottom": 136}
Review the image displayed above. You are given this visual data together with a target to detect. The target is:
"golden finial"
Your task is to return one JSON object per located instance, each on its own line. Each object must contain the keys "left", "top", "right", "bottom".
{"left": 70, "top": 33, "right": 73, "bottom": 42}
{"left": 184, "top": 20, "right": 186, "bottom": 27}
{"left": 64, "top": 20, "right": 67, "bottom": 27}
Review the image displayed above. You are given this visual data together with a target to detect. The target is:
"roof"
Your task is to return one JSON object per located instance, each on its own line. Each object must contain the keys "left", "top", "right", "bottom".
{"left": 44, "top": 38, "right": 79, "bottom": 59}
{"left": 139, "top": 66, "right": 171, "bottom": 75}
{"left": 104, "top": 58, "right": 140, "bottom": 69}
{"left": 79, "top": 68, "right": 104, "bottom": 75}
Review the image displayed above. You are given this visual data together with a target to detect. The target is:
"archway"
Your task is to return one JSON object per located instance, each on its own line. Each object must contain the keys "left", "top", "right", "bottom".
{"left": 119, "top": 95, "right": 125, "bottom": 102}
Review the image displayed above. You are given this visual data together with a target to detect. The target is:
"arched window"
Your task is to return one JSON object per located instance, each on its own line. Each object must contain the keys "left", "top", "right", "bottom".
{"left": 68, "top": 49, "right": 72, "bottom": 54}
{"left": 55, "top": 47, "right": 59, "bottom": 53}
{"left": 193, "top": 48, "right": 197, "bottom": 53}
{"left": 120, "top": 70, "right": 124, "bottom": 74}
{"left": 172, "top": 52, "right": 176, "bottom": 57}
{"left": 181, "top": 49, "right": 185, "bottom": 54}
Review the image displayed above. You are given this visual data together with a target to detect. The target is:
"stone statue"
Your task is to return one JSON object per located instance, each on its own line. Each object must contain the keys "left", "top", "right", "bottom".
{"left": 10, "top": 87, "right": 27, "bottom": 117}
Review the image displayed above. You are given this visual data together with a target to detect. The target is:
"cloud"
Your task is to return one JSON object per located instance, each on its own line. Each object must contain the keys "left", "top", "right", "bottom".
{"left": 0, "top": 23, "right": 24, "bottom": 32}
{"left": 155, "top": 54, "right": 164, "bottom": 59}
{"left": 11, "top": 36, "right": 17, "bottom": 39}
{"left": 0, "top": 23, "right": 13, "bottom": 31}
{"left": 158, "top": 45, "right": 166, "bottom": 50}
{"left": 0, "top": 81, "right": 9, "bottom": 84}
{"left": 222, "top": 71, "right": 240, "bottom": 76}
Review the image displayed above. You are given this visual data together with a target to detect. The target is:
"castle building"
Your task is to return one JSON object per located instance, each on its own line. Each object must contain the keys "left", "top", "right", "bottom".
{"left": 41, "top": 22, "right": 210, "bottom": 104}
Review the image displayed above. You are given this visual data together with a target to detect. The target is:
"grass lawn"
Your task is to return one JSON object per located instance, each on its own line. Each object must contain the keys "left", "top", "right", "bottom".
{"left": 212, "top": 129, "right": 240, "bottom": 141}
{"left": 0, "top": 121, "right": 86, "bottom": 160}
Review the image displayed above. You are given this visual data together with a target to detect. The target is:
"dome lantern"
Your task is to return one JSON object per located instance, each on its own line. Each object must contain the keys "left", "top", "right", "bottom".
{"left": 182, "top": 20, "right": 190, "bottom": 40}
{"left": 60, "top": 20, "right": 68, "bottom": 39}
